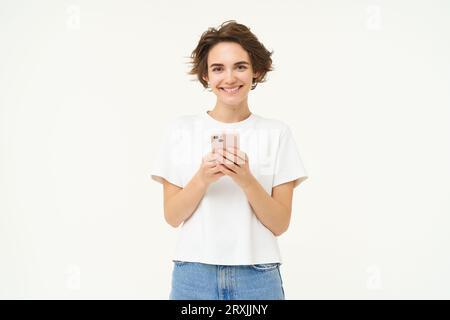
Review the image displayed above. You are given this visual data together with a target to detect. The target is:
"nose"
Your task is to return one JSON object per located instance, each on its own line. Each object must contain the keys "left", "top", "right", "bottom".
{"left": 224, "top": 70, "right": 237, "bottom": 84}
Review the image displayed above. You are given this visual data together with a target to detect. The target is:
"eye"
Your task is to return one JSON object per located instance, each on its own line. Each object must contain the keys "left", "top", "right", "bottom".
{"left": 238, "top": 65, "right": 247, "bottom": 70}
{"left": 212, "top": 67, "right": 222, "bottom": 72}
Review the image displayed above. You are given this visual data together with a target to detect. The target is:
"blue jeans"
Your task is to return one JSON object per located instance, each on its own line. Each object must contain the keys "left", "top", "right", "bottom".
{"left": 169, "top": 261, "right": 285, "bottom": 300}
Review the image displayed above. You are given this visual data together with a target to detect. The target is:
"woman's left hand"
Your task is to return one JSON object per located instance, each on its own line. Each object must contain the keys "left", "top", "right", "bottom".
{"left": 216, "top": 147, "right": 256, "bottom": 190}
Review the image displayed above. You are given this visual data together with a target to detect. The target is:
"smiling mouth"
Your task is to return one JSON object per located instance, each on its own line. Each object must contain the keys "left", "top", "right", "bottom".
{"left": 220, "top": 85, "right": 243, "bottom": 94}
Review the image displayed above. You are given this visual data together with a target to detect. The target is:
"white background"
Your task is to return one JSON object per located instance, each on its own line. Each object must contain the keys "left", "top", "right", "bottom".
{"left": 1, "top": 0, "right": 449, "bottom": 299}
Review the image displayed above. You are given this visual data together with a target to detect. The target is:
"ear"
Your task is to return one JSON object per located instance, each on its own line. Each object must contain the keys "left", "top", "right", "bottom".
{"left": 253, "top": 71, "right": 261, "bottom": 80}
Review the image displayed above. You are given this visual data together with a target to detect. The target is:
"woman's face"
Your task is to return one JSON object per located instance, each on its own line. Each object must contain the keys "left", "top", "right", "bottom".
{"left": 203, "top": 42, "right": 258, "bottom": 105}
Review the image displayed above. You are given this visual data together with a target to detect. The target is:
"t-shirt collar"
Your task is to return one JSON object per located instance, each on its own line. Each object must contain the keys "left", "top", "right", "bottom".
{"left": 203, "top": 110, "right": 256, "bottom": 128}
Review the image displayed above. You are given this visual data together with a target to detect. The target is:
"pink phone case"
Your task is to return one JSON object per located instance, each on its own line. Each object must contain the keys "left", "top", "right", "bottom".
{"left": 211, "top": 133, "right": 240, "bottom": 164}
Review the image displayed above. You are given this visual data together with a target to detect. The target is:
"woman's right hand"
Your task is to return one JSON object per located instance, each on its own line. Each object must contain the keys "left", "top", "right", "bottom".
{"left": 194, "top": 152, "right": 225, "bottom": 189}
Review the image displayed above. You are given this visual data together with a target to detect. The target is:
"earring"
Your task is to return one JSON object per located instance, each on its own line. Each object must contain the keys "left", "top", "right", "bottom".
{"left": 207, "top": 82, "right": 212, "bottom": 92}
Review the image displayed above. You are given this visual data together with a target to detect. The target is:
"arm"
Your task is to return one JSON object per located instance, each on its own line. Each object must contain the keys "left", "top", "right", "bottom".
{"left": 216, "top": 148, "right": 295, "bottom": 236}
{"left": 243, "top": 179, "right": 294, "bottom": 236}
{"left": 163, "top": 175, "right": 207, "bottom": 228}
{"left": 163, "top": 152, "right": 224, "bottom": 228}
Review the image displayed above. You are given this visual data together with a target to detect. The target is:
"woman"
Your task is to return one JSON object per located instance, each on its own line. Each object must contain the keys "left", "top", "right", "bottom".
{"left": 151, "top": 20, "right": 308, "bottom": 300}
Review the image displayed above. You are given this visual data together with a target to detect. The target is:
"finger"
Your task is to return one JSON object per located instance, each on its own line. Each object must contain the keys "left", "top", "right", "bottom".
{"left": 218, "top": 163, "right": 236, "bottom": 175}
{"left": 209, "top": 163, "right": 223, "bottom": 174}
{"left": 210, "top": 152, "right": 220, "bottom": 161}
{"left": 221, "top": 148, "right": 245, "bottom": 163}
{"left": 204, "top": 161, "right": 217, "bottom": 169}
{"left": 218, "top": 149, "right": 245, "bottom": 166}
{"left": 226, "top": 147, "right": 246, "bottom": 162}
{"left": 203, "top": 152, "right": 219, "bottom": 163}
{"left": 223, "top": 158, "right": 239, "bottom": 171}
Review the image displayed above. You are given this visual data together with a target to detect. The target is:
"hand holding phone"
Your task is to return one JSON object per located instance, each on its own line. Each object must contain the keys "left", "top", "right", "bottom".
{"left": 211, "top": 132, "right": 240, "bottom": 164}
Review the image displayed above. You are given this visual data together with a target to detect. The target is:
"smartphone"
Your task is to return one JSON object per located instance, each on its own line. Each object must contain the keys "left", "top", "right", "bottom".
{"left": 211, "top": 132, "right": 240, "bottom": 164}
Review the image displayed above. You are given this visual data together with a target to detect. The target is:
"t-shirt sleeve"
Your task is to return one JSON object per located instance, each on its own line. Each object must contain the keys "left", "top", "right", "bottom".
{"left": 272, "top": 125, "right": 309, "bottom": 189}
{"left": 149, "top": 118, "right": 184, "bottom": 188}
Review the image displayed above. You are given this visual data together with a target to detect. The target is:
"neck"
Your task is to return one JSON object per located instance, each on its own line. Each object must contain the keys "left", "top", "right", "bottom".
{"left": 208, "top": 100, "right": 251, "bottom": 123}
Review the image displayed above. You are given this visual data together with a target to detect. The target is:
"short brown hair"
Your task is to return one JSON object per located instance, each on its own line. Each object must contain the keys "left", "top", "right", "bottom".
{"left": 187, "top": 20, "right": 274, "bottom": 90}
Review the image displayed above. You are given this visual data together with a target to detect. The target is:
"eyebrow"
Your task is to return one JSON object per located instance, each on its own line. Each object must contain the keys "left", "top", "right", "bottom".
{"left": 209, "top": 61, "right": 250, "bottom": 68}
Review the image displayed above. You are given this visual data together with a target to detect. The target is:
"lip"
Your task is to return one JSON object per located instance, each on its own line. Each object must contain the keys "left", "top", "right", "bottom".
{"left": 219, "top": 85, "right": 243, "bottom": 94}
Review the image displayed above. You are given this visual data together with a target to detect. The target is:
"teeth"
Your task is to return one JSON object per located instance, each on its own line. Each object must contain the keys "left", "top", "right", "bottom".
{"left": 222, "top": 86, "right": 240, "bottom": 93}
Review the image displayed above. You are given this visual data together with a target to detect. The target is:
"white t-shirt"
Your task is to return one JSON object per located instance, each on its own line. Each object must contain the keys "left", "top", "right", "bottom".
{"left": 150, "top": 111, "right": 308, "bottom": 265}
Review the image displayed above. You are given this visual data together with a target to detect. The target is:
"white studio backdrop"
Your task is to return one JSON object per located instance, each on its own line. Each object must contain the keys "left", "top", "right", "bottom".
{"left": 1, "top": 0, "right": 449, "bottom": 299}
